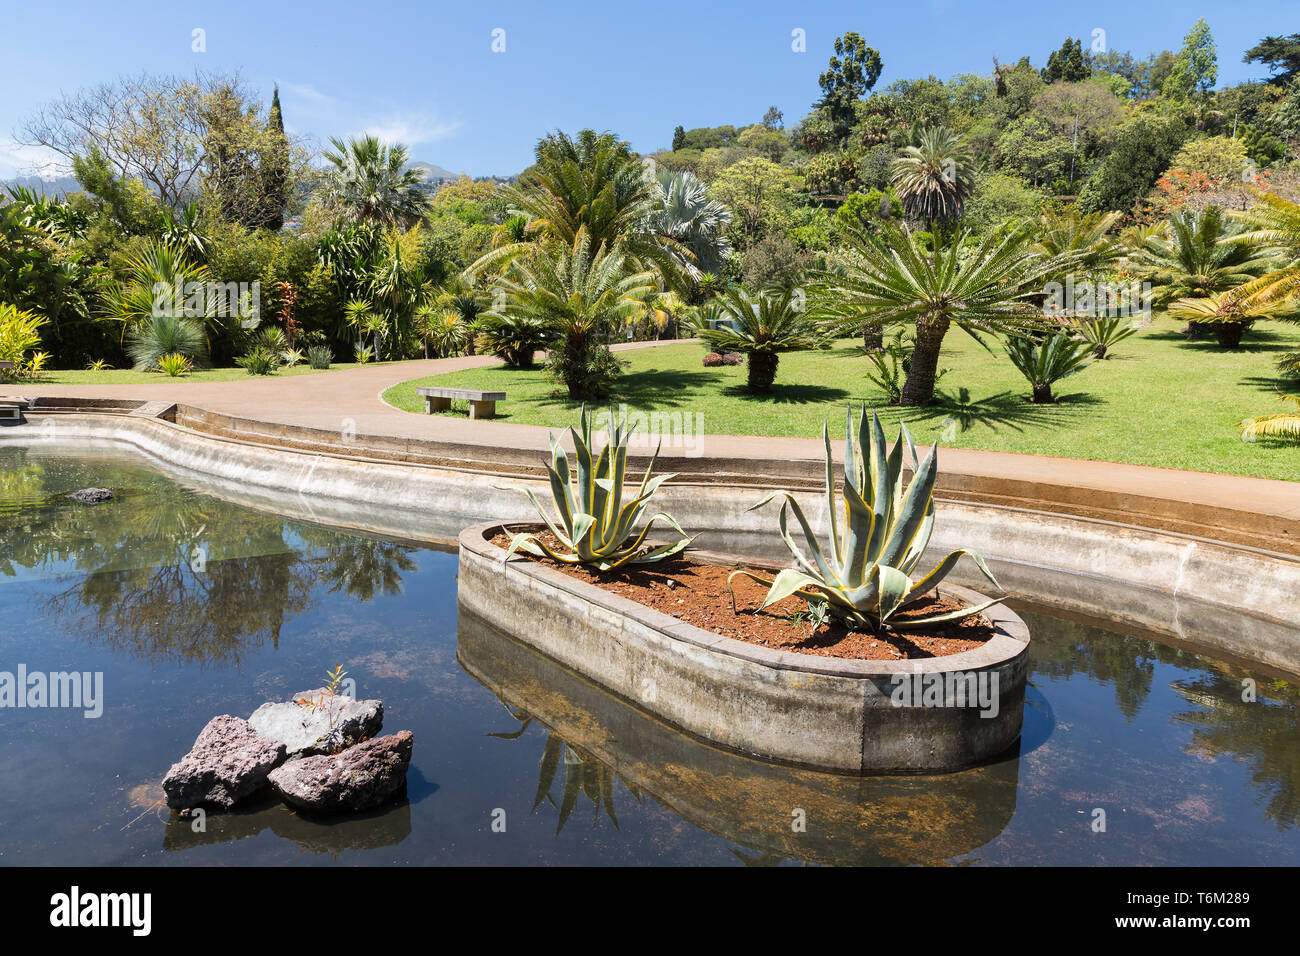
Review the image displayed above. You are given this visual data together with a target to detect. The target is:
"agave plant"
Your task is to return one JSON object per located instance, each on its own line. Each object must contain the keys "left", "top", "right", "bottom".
{"left": 728, "top": 407, "right": 1003, "bottom": 631}
{"left": 502, "top": 405, "right": 694, "bottom": 571}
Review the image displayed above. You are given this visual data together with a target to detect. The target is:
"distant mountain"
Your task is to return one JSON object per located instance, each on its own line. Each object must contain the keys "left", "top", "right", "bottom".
{"left": 3, "top": 173, "right": 81, "bottom": 198}
{"left": 405, "top": 161, "right": 460, "bottom": 183}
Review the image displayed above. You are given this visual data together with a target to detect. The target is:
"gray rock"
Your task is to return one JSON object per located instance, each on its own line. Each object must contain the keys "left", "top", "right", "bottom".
{"left": 66, "top": 487, "right": 113, "bottom": 503}
{"left": 268, "top": 731, "right": 413, "bottom": 813}
{"left": 163, "top": 715, "right": 286, "bottom": 810}
{"left": 248, "top": 689, "right": 383, "bottom": 758}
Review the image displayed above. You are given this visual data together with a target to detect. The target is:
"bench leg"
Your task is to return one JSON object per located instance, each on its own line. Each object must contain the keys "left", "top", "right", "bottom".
{"left": 424, "top": 396, "right": 452, "bottom": 414}
{"left": 468, "top": 400, "right": 496, "bottom": 420}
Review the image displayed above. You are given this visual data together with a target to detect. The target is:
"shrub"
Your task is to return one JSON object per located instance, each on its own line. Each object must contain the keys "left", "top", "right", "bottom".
{"left": 307, "top": 345, "right": 332, "bottom": 370}
{"left": 156, "top": 352, "right": 192, "bottom": 377}
{"left": 236, "top": 346, "right": 280, "bottom": 376}
{"left": 0, "top": 302, "right": 48, "bottom": 381}
{"left": 125, "top": 314, "right": 209, "bottom": 371}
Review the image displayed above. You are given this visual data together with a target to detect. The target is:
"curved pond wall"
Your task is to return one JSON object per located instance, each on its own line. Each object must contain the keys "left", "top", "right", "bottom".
{"left": 3, "top": 412, "right": 1298, "bottom": 676}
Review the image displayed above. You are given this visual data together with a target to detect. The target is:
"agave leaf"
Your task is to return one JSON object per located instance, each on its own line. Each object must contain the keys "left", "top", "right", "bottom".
{"left": 903, "top": 549, "right": 1003, "bottom": 605}
{"left": 879, "top": 442, "right": 938, "bottom": 569}
{"left": 759, "top": 568, "right": 830, "bottom": 610}
{"left": 889, "top": 595, "right": 1005, "bottom": 630}
{"left": 876, "top": 565, "right": 912, "bottom": 623}
{"left": 534, "top": 734, "right": 563, "bottom": 810}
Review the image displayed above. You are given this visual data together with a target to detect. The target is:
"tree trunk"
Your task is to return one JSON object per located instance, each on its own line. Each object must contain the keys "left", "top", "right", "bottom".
{"left": 1031, "top": 382, "right": 1053, "bottom": 404}
{"left": 1214, "top": 322, "right": 1248, "bottom": 349}
{"left": 747, "top": 351, "right": 779, "bottom": 391}
{"left": 899, "top": 319, "right": 949, "bottom": 406}
{"left": 862, "top": 324, "right": 883, "bottom": 354}
{"left": 564, "top": 331, "right": 589, "bottom": 400}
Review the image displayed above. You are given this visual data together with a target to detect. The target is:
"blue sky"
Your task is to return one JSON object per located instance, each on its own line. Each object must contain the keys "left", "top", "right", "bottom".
{"left": 0, "top": 0, "right": 1291, "bottom": 179}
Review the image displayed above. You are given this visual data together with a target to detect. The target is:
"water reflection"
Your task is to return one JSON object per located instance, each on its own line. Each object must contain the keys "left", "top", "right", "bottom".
{"left": 0, "top": 449, "right": 419, "bottom": 667}
{"left": 458, "top": 606, "right": 1022, "bottom": 865}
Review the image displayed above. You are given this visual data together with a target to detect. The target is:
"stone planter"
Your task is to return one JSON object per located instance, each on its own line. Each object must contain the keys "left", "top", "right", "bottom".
{"left": 457, "top": 522, "right": 1031, "bottom": 773}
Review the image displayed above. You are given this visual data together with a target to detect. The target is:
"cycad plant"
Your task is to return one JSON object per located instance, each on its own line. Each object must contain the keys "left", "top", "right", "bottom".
{"left": 1132, "top": 207, "right": 1276, "bottom": 307}
{"left": 503, "top": 405, "right": 694, "bottom": 571}
{"left": 693, "top": 286, "right": 824, "bottom": 392}
{"left": 1005, "top": 333, "right": 1092, "bottom": 403}
{"left": 1165, "top": 292, "right": 1300, "bottom": 349}
{"left": 814, "top": 222, "right": 1068, "bottom": 405}
{"left": 472, "top": 311, "right": 555, "bottom": 367}
{"left": 1070, "top": 314, "right": 1138, "bottom": 359}
{"left": 728, "top": 407, "right": 1003, "bottom": 631}
{"left": 1240, "top": 394, "right": 1300, "bottom": 442}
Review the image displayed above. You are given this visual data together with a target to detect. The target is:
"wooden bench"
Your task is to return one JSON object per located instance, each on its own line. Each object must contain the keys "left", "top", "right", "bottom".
{"left": 415, "top": 386, "right": 506, "bottom": 420}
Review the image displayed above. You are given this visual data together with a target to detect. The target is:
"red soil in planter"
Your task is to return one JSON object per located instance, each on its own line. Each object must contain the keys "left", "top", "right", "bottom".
{"left": 490, "top": 532, "right": 996, "bottom": 662}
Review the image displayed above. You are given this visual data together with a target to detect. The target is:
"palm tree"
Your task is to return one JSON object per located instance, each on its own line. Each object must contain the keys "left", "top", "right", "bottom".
{"left": 1227, "top": 192, "right": 1300, "bottom": 372}
{"left": 653, "top": 170, "right": 732, "bottom": 274}
{"left": 317, "top": 135, "right": 431, "bottom": 229}
{"left": 468, "top": 130, "right": 695, "bottom": 290}
{"left": 1005, "top": 333, "right": 1093, "bottom": 403}
{"left": 814, "top": 222, "right": 1069, "bottom": 406}
{"left": 1035, "top": 209, "right": 1122, "bottom": 276}
{"left": 492, "top": 232, "right": 657, "bottom": 399}
{"left": 1166, "top": 292, "right": 1300, "bottom": 348}
{"left": 1132, "top": 207, "right": 1276, "bottom": 307}
{"left": 1241, "top": 393, "right": 1300, "bottom": 442}
{"left": 694, "top": 286, "right": 824, "bottom": 392}
{"left": 889, "top": 126, "right": 974, "bottom": 234}
{"left": 433, "top": 276, "right": 490, "bottom": 356}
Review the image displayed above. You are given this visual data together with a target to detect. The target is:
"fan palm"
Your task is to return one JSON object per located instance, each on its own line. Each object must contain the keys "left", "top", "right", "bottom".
{"left": 468, "top": 130, "right": 695, "bottom": 290}
{"left": 813, "top": 222, "right": 1071, "bottom": 405}
{"left": 492, "top": 232, "right": 657, "bottom": 400}
{"left": 693, "top": 286, "right": 824, "bottom": 391}
{"left": 889, "top": 126, "right": 974, "bottom": 232}
{"left": 317, "top": 135, "right": 431, "bottom": 229}
{"left": 653, "top": 170, "right": 732, "bottom": 274}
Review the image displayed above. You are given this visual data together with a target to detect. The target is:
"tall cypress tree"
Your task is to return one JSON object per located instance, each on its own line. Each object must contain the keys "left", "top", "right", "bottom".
{"left": 261, "top": 85, "right": 289, "bottom": 230}
{"left": 671, "top": 125, "right": 686, "bottom": 151}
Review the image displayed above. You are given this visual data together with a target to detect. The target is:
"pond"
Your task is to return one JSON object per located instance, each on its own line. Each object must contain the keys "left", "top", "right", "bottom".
{"left": 1, "top": 444, "right": 1297, "bottom": 866}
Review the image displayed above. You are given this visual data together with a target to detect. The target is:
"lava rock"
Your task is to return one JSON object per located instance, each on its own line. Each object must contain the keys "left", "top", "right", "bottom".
{"left": 268, "top": 731, "right": 413, "bottom": 813}
{"left": 66, "top": 488, "right": 113, "bottom": 503}
{"left": 248, "top": 689, "right": 383, "bottom": 758}
{"left": 162, "top": 715, "right": 286, "bottom": 810}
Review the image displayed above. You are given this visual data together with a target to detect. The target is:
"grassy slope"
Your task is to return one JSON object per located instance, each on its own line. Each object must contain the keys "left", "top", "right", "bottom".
{"left": 23, "top": 362, "right": 364, "bottom": 386}
{"left": 383, "top": 323, "right": 1300, "bottom": 481}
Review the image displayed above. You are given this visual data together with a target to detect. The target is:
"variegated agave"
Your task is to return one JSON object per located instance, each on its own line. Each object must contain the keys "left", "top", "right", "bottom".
{"left": 729, "top": 407, "right": 1004, "bottom": 630}
{"left": 503, "top": 405, "right": 694, "bottom": 571}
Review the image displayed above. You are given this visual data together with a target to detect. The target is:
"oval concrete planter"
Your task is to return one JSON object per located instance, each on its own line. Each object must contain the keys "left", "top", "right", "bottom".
{"left": 457, "top": 521, "right": 1030, "bottom": 773}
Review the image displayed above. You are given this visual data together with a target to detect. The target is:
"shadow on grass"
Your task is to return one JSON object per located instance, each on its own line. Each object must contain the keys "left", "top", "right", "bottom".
{"left": 615, "top": 367, "right": 729, "bottom": 406}
{"left": 717, "top": 382, "right": 854, "bottom": 404}
{"left": 1145, "top": 329, "right": 1298, "bottom": 354}
{"left": 896, "top": 387, "right": 1104, "bottom": 435}
{"left": 1240, "top": 375, "right": 1298, "bottom": 395}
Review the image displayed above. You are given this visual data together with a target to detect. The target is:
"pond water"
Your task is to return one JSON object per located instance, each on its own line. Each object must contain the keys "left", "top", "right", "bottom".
{"left": 1, "top": 444, "right": 1297, "bottom": 866}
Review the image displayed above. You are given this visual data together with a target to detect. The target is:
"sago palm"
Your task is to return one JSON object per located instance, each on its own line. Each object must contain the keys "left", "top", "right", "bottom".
{"left": 1035, "top": 208, "right": 1122, "bottom": 276}
{"left": 1240, "top": 393, "right": 1300, "bottom": 442}
{"left": 468, "top": 130, "right": 695, "bottom": 290}
{"left": 1132, "top": 207, "right": 1276, "bottom": 307}
{"left": 493, "top": 232, "right": 657, "bottom": 400}
{"left": 1166, "top": 292, "right": 1300, "bottom": 348}
{"left": 814, "top": 222, "right": 1071, "bottom": 405}
{"left": 694, "top": 286, "right": 824, "bottom": 392}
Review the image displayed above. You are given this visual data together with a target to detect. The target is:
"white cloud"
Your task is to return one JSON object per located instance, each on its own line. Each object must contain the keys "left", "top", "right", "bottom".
{"left": 0, "top": 138, "right": 68, "bottom": 179}
{"left": 361, "top": 115, "right": 463, "bottom": 147}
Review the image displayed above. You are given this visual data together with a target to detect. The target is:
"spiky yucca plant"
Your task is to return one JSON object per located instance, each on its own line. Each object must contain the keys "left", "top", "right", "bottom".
{"left": 728, "top": 407, "right": 1003, "bottom": 631}
{"left": 503, "top": 405, "right": 694, "bottom": 571}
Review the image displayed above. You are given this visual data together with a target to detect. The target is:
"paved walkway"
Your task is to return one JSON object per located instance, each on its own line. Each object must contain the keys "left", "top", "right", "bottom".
{"left": 10, "top": 340, "right": 1299, "bottom": 540}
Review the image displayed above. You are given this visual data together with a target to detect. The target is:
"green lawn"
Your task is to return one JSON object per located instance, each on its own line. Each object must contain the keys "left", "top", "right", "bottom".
{"left": 383, "top": 323, "right": 1300, "bottom": 481}
{"left": 23, "top": 362, "right": 366, "bottom": 386}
